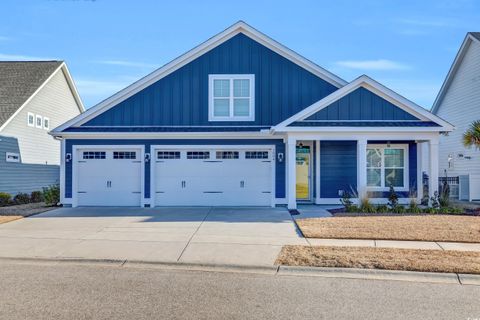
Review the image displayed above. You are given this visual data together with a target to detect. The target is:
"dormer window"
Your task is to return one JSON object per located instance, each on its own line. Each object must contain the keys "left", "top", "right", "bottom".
{"left": 208, "top": 74, "right": 255, "bottom": 121}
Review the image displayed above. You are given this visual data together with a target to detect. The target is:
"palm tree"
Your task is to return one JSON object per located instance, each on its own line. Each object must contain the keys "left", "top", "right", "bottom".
{"left": 463, "top": 120, "right": 480, "bottom": 149}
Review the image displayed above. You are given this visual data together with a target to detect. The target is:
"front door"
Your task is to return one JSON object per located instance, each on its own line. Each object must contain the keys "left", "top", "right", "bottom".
{"left": 296, "top": 145, "right": 311, "bottom": 200}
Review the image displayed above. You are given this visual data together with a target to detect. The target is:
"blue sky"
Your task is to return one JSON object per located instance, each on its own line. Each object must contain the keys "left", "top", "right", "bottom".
{"left": 1, "top": 0, "right": 479, "bottom": 109}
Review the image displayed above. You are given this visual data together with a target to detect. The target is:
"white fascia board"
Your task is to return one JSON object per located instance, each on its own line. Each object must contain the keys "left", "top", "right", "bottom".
{"left": 48, "top": 131, "right": 279, "bottom": 140}
{"left": 61, "top": 63, "right": 86, "bottom": 113}
{"left": 272, "top": 75, "right": 454, "bottom": 132}
{"left": 52, "top": 21, "right": 347, "bottom": 133}
{"left": 0, "top": 63, "right": 66, "bottom": 132}
{"left": 277, "top": 126, "right": 447, "bottom": 133}
{"left": 431, "top": 33, "right": 479, "bottom": 114}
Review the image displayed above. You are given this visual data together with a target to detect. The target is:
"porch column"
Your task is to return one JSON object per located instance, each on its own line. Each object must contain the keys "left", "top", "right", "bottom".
{"left": 357, "top": 138, "right": 367, "bottom": 200}
{"left": 428, "top": 139, "right": 439, "bottom": 202}
{"left": 416, "top": 141, "right": 424, "bottom": 203}
{"left": 287, "top": 136, "right": 297, "bottom": 209}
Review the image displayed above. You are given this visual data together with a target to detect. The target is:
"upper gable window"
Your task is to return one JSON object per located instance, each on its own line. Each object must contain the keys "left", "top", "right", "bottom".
{"left": 208, "top": 74, "right": 255, "bottom": 121}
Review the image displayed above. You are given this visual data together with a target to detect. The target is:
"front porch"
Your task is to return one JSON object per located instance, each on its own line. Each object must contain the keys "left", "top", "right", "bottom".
{"left": 286, "top": 133, "right": 439, "bottom": 210}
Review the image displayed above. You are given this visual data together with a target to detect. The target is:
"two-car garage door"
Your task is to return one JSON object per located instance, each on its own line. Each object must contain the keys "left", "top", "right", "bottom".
{"left": 74, "top": 146, "right": 273, "bottom": 207}
{"left": 153, "top": 148, "right": 273, "bottom": 206}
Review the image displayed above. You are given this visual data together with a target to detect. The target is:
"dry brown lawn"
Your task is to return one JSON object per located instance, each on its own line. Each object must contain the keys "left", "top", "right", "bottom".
{"left": 276, "top": 245, "right": 480, "bottom": 274}
{"left": 297, "top": 215, "right": 480, "bottom": 243}
{"left": 0, "top": 216, "right": 22, "bottom": 224}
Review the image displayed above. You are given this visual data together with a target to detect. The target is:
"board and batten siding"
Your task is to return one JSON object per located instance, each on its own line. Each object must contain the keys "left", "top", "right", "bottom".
{"left": 436, "top": 40, "right": 480, "bottom": 177}
{"left": 0, "top": 135, "right": 59, "bottom": 195}
{"left": 84, "top": 33, "right": 338, "bottom": 127}
{"left": 1, "top": 69, "right": 82, "bottom": 165}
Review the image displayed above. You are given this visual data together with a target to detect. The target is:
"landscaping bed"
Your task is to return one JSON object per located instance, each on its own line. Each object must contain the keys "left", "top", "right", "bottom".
{"left": 297, "top": 215, "right": 480, "bottom": 243}
{"left": 0, "top": 202, "right": 57, "bottom": 217}
{"left": 276, "top": 245, "right": 480, "bottom": 274}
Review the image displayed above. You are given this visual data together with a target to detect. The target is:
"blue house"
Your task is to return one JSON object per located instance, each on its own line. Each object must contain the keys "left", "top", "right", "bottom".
{"left": 51, "top": 22, "right": 453, "bottom": 209}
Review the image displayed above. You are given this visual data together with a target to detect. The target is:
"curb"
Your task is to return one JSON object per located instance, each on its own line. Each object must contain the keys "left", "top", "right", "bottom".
{"left": 277, "top": 266, "right": 464, "bottom": 284}
{"left": 0, "top": 256, "right": 478, "bottom": 285}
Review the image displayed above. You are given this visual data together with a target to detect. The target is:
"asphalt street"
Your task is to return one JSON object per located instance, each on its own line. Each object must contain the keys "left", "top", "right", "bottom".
{"left": 0, "top": 260, "right": 479, "bottom": 320}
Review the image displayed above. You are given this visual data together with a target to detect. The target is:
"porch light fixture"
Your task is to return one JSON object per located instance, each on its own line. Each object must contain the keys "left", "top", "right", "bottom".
{"left": 277, "top": 152, "right": 284, "bottom": 163}
{"left": 65, "top": 153, "right": 72, "bottom": 163}
{"left": 145, "top": 153, "right": 151, "bottom": 162}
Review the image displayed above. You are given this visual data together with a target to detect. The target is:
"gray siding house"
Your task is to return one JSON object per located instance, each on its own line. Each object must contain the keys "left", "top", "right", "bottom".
{"left": 0, "top": 61, "right": 84, "bottom": 195}
{"left": 432, "top": 33, "right": 480, "bottom": 201}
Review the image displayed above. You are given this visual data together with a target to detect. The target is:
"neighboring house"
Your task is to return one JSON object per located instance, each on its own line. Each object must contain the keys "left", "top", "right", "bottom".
{"left": 51, "top": 22, "right": 452, "bottom": 208}
{"left": 0, "top": 61, "right": 84, "bottom": 195}
{"left": 432, "top": 32, "right": 480, "bottom": 201}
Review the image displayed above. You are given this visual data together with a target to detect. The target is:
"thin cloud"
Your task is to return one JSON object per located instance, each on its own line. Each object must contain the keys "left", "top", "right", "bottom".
{"left": 0, "top": 36, "right": 9, "bottom": 41}
{"left": 335, "top": 59, "right": 411, "bottom": 71}
{"left": 0, "top": 53, "right": 56, "bottom": 61}
{"left": 396, "top": 18, "right": 456, "bottom": 28}
{"left": 94, "top": 59, "right": 157, "bottom": 69}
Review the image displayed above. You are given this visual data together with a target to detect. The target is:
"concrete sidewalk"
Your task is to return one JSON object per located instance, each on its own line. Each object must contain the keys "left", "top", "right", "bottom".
{"left": 306, "top": 238, "right": 480, "bottom": 251}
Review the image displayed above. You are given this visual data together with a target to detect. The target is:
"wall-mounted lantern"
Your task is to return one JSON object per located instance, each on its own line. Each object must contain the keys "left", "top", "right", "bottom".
{"left": 277, "top": 152, "right": 284, "bottom": 163}
{"left": 65, "top": 153, "right": 72, "bottom": 163}
{"left": 145, "top": 153, "right": 151, "bottom": 163}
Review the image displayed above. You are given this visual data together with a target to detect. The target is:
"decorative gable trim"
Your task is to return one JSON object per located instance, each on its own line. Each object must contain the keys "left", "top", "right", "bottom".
{"left": 52, "top": 21, "right": 347, "bottom": 134}
{"left": 272, "top": 75, "right": 454, "bottom": 132}
{"left": 0, "top": 62, "right": 85, "bottom": 132}
{"left": 431, "top": 32, "right": 480, "bottom": 114}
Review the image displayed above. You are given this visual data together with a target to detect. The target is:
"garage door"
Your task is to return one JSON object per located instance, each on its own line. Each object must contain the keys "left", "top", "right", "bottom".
{"left": 153, "top": 148, "right": 273, "bottom": 206}
{"left": 76, "top": 149, "right": 142, "bottom": 206}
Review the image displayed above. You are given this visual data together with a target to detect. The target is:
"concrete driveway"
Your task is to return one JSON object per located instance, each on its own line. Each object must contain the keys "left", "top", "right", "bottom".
{"left": 0, "top": 207, "right": 306, "bottom": 266}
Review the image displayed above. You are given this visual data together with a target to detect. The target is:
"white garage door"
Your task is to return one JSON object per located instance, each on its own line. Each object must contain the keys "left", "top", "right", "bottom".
{"left": 76, "top": 149, "right": 142, "bottom": 206}
{"left": 153, "top": 148, "right": 273, "bottom": 206}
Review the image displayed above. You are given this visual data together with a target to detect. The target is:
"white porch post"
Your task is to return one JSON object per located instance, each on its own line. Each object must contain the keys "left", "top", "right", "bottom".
{"left": 357, "top": 138, "right": 367, "bottom": 200}
{"left": 428, "top": 139, "right": 439, "bottom": 202}
{"left": 287, "top": 136, "right": 297, "bottom": 209}
{"left": 416, "top": 141, "right": 424, "bottom": 203}
{"left": 315, "top": 140, "right": 320, "bottom": 204}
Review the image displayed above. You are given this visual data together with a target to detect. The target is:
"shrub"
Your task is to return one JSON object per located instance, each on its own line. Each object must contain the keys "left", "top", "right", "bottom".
{"left": 392, "top": 205, "right": 406, "bottom": 214}
{"left": 375, "top": 204, "right": 389, "bottom": 213}
{"left": 13, "top": 192, "right": 30, "bottom": 205}
{"left": 430, "top": 191, "right": 440, "bottom": 210}
{"left": 439, "top": 179, "right": 450, "bottom": 207}
{"left": 360, "top": 197, "right": 376, "bottom": 213}
{"left": 30, "top": 191, "right": 44, "bottom": 203}
{"left": 346, "top": 205, "right": 359, "bottom": 213}
{"left": 387, "top": 185, "right": 398, "bottom": 209}
{"left": 340, "top": 191, "right": 354, "bottom": 212}
{"left": 0, "top": 192, "right": 11, "bottom": 207}
{"left": 43, "top": 184, "right": 60, "bottom": 206}
{"left": 407, "top": 199, "right": 422, "bottom": 214}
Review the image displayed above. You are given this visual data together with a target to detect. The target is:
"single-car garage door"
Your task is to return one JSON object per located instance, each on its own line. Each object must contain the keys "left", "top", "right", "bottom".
{"left": 153, "top": 148, "right": 273, "bottom": 206}
{"left": 75, "top": 148, "right": 142, "bottom": 206}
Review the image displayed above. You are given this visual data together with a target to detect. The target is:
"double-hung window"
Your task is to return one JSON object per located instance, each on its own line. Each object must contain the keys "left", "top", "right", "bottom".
{"left": 366, "top": 145, "right": 408, "bottom": 191}
{"left": 208, "top": 74, "right": 255, "bottom": 121}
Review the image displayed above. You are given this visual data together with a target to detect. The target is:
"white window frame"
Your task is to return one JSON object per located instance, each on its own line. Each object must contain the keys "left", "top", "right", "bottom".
{"left": 27, "top": 112, "right": 35, "bottom": 127}
{"left": 208, "top": 74, "right": 255, "bottom": 121}
{"left": 43, "top": 117, "right": 50, "bottom": 130}
{"left": 366, "top": 144, "right": 409, "bottom": 192}
{"left": 35, "top": 115, "right": 43, "bottom": 128}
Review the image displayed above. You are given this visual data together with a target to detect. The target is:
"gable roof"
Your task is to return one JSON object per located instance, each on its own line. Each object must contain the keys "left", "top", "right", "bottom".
{"left": 52, "top": 21, "right": 347, "bottom": 134}
{"left": 431, "top": 32, "right": 480, "bottom": 114}
{"left": 0, "top": 61, "right": 85, "bottom": 130}
{"left": 273, "top": 75, "right": 454, "bottom": 132}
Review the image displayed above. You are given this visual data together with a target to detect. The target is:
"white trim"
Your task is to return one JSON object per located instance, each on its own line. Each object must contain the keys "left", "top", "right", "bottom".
{"left": 277, "top": 126, "right": 449, "bottom": 133}
{"left": 71, "top": 145, "right": 145, "bottom": 208}
{"left": 50, "top": 131, "right": 279, "bottom": 139}
{"left": 27, "top": 112, "right": 35, "bottom": 127}
{"left": 60, "top": 139, "right": 66, "bottom": 205}
{"left": 273, "top": 75, "right": 454, "bottom": 132}
{"left": 43, "top": 117, "right": 50, "bottom": 130}
{"left": 35, "top": 115, "right": 43, "bottom": 128}
{"left": 366, "top": 144, "right": 409, "bottom": 192}
{"left": 150, "top": 144, "right": 276, "bottom": 208}
{"left": 315, "top": 140, "right": 320, "bottom": 203}
{"left": 208, "top": 74, "right": 255, "bottom": 121}
{"left": 52, "top": 21, "right": 346, "bottom": 133}
{"left": 432, "top": 33, "right": 480, "bottom": 114}
{"left": 0, "top": 62, "right": 84, "bottom": 132}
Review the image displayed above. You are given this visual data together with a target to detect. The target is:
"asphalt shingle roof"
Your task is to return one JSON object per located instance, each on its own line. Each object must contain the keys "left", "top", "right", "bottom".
{"left": 0, "top": 61, "right": 62, "bottom": 127}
